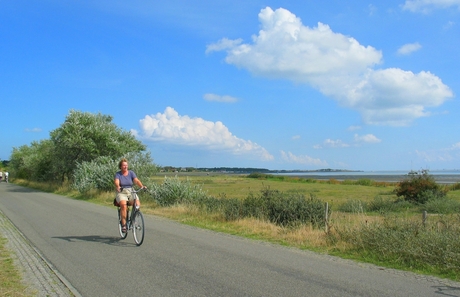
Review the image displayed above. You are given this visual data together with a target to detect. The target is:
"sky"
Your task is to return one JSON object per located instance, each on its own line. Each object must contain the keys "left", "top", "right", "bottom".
{"left": 1, "top": 0, "right": 459, "bottom": 171}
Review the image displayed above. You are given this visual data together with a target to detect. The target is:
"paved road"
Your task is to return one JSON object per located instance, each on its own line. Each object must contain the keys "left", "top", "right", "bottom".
{"left": 1, "top": 183, "right": 460, "bottom": 297}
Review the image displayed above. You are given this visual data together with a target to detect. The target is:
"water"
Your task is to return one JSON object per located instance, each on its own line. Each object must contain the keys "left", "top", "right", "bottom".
{"left": 272, "top": 170, "right": 460, "bottom": 183}
{"left": 274, "top": 170, "right": 460, "bottom": 177}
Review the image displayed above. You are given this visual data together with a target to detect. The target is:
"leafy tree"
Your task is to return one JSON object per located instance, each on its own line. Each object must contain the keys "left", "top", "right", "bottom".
{"left": 9, "top": 140, "right": 54, "bottom": 181}
{"left": 394, "top": 170, "right": 447, "bottom": 204}
{"left": 49, "top": 110, "right": 146, "bottom": 181}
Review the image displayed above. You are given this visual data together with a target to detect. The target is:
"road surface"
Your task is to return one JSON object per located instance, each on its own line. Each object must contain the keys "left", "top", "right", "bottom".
{"left": 1, "top": 183, "right": 459, "bottom": 297}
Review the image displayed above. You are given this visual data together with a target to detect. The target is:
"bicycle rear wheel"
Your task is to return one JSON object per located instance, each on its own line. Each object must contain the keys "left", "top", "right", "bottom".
{"left": 132, "top": 210, "right": 145, "bottom": 246}
{"left": 118, "top": 209, "right": 128, "bottom": 239}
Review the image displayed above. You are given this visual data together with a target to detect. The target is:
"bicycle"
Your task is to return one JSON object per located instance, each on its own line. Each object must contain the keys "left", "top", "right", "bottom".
{"left": 114, "top": 187, "right": 146, "bottom": 246}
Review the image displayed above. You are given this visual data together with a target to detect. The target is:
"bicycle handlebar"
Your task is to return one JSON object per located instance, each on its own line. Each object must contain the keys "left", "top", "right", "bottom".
{"left": 120, "top": 186, "right": 147, "bottom": 192}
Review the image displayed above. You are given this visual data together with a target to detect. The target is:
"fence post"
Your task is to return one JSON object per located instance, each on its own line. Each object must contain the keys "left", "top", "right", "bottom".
{"left": 325, "top": 202, "right": 329, "bottom": 233}
{"left": 422, "top": 210, "right": 427, "bottom": 227}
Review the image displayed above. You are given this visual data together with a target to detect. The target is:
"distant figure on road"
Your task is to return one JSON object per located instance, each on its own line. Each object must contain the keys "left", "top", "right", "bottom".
{"left": 0, "top": 171, "right": 2, "bottom": 182}
{"left": 4, "top": 171, "right": 8, "bottom": 183}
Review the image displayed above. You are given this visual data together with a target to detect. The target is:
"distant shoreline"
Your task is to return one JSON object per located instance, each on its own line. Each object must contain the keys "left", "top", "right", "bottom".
{"left": 274, "top": 173, "right": 460, "bottom": 184}
{"left": 162, "top": 171, "right": 460, "bottom": 184}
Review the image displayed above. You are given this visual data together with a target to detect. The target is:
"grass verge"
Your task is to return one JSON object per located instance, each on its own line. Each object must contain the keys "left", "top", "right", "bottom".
{"left": 0, "top": 235, "right": 30, "bottom": 297}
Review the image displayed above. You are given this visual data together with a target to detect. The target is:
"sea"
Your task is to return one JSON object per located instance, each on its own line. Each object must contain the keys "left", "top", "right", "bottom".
{"left": 273, "top": 170, "right": 460, "bottom": 184}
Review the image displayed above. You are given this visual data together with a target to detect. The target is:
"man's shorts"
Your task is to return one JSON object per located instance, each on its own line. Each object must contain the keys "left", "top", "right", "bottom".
{"left": 116, "top": 188, "right": 139, "bottom": 204}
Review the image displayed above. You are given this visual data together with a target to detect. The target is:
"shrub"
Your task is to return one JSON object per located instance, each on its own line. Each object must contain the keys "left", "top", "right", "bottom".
{"left": 260, "top": 188, "right": 329, "bottom": 227}
{"left": 150, "top": 176, "right": 208, "bottom": 207}
{"left": 338, "top": 200, "right": 367, "bottom": 213}
{"left": 355, "top": 178, "right": 374, "bottom": 186}
{"left": 367, "top": 196, "right": 412, "bottom": 213}
{"left": 449, "top": 182, "right": 460, "bottom": 191}
{"left": 247, "top": 172, "right": 270, "bottom": 179}
{"left": 72, "top": 151, "right": 157, "bottom": 193}
{"left": 423, "top": 198, "right": 460, "bottom": 214}
{"left": 394, "top": 170, "right": 447, "bottom": 204}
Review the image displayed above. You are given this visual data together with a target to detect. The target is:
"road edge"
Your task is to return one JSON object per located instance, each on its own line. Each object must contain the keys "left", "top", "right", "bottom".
{"left": 0, "top": 209, "right": 82, "bottom": 297}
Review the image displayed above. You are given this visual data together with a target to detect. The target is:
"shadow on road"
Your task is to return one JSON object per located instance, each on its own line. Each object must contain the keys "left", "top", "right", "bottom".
{"left": 432, "top": 285, "right": 460, "bottom": 296}
{"left": 4, "top": 185, "right": 44, "bottom": 193}
{"left": 52, "top": 235, "right": 139, "bottom": 247}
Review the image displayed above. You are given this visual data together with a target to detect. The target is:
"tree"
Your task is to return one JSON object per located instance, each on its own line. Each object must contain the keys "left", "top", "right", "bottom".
{"left": 9, "top": 140, "right": 54, "bottom": 181}
{"left": 49, "top": 110, "right": 146, "bottom": 181}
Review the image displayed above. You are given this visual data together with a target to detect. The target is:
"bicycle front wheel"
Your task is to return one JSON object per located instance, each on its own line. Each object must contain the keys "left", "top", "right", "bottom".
{"left": 132, "top": 210, "right": 145, "bottom": 246}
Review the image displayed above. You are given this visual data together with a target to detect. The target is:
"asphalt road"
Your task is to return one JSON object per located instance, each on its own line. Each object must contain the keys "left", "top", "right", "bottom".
{"left": 1, "top": 183, "right": 460, "bottom": 297}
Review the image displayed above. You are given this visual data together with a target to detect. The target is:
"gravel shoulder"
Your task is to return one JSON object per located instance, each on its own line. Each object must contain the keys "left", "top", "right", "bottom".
{"left": 0, "top": 209, "right": 79, "bottom": 297}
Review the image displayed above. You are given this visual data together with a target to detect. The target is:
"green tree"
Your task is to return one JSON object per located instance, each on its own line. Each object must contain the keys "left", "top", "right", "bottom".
{"left": 9, "top": 140, "right": 54, "bottom": 181}
{"left": 49, "top": 110, "right": 146, "bottom": 181}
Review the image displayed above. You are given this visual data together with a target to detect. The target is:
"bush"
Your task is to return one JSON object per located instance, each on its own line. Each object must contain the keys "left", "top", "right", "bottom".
{"left": 72, "top": 151, "right": 157, "bottom": 193}
{"left": 367, "top": 196, "right": 412, "bottom": 214}
{"left": 394, "top": 170, "right": 447, "bottom": 204}
{"left": 259, "top": 188, "right": 329, "bottom": 227}
{"left": 150, "top": 176, "right": 208, "bottom": 207}
{"left": 338, "top": 200, "right": 367, "bottom": 213}
{"left": 423, "top": 198, "right": 460, "bottom": 214}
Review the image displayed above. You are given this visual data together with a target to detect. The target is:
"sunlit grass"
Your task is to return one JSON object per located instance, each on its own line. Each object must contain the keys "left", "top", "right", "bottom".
{"left": 0, "top": 235, "right": 32, "bottom": 296}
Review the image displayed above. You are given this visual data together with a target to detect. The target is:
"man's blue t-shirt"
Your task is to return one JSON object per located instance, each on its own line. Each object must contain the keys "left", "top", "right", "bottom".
{"left": 115, "top": 170, "right": 137, "bottom": 187}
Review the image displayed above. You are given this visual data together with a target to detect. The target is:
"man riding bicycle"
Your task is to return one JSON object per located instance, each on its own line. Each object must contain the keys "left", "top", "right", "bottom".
{"left": 114, "top": 158, "right": 146, "bottom": 233}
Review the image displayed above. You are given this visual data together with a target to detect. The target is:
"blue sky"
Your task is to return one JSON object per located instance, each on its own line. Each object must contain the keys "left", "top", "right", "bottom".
{"left": 1, "top": 0, "right": 459, "bottom": 171}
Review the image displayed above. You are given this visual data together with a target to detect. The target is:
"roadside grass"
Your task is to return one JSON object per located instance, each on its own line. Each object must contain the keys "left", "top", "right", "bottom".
{"left": 0, "top": 236, "right": 31, "bottom": 297}
{"left": 9, "top": 175, "right": 460, "bottom": 282}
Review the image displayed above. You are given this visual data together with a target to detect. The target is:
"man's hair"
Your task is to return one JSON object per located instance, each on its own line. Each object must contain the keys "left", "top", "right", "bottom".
{"left": 118, "top": 158, "right": 128, "bottom": 169}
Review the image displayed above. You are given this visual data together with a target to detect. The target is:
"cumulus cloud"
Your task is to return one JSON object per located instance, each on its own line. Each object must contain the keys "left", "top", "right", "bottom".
{"left": 354, "top": 134, "right": 382, "bottom": 143}
{"left": 280, "top": 150, "right": 328, "bottom": 166}
{"left": 133, "top": 107, "right": 274, "bottom": 161}
{"left": 397, "top": 42, "right": 422, "bottom": 55}
{"left": 207, "top": 7, "right": 453, "bottom": 126}
{"left": 203, "top": 93, "right": 238, "bottom": 103}
{"left": 402, "top": 0, "right": 460, "bottom": 13}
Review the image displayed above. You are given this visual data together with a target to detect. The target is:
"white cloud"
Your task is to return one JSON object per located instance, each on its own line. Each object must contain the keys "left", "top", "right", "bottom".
{"left": 206, "top": 38, "right": 243, "bottom": 54}
{"left": 402, "top": 0, "right": 460, "bottom": 13}
{"left": 315, "top": 139, "right": 350, "bottom": 149}
{"left": 416, "top": 142, "right": 460, "bottom": 163}
{"left": 348, "top": 125, "right": 362, "bottom": 131}
{"left": 132, "top": 107, "right": 274, "bottom": 161}
{"left": 25, "top": 128, "right": 42, "bottom": 133}
{"left": 354, "top": 134, "right": 382, "bottom": 143}
{"left": 292, "top": 135, "right": 301, "bottom": 140}
{"left": 280, "top": 150, "right": 328, "bottom": 166}
{"left": 203, "top": 93, "right": 238, "bottom": 103}
{"left": 397, "top": 42, "right": 422, "bottom": 55}
{"left": 207, "top": 7, "right": 453, "bottom": 126}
